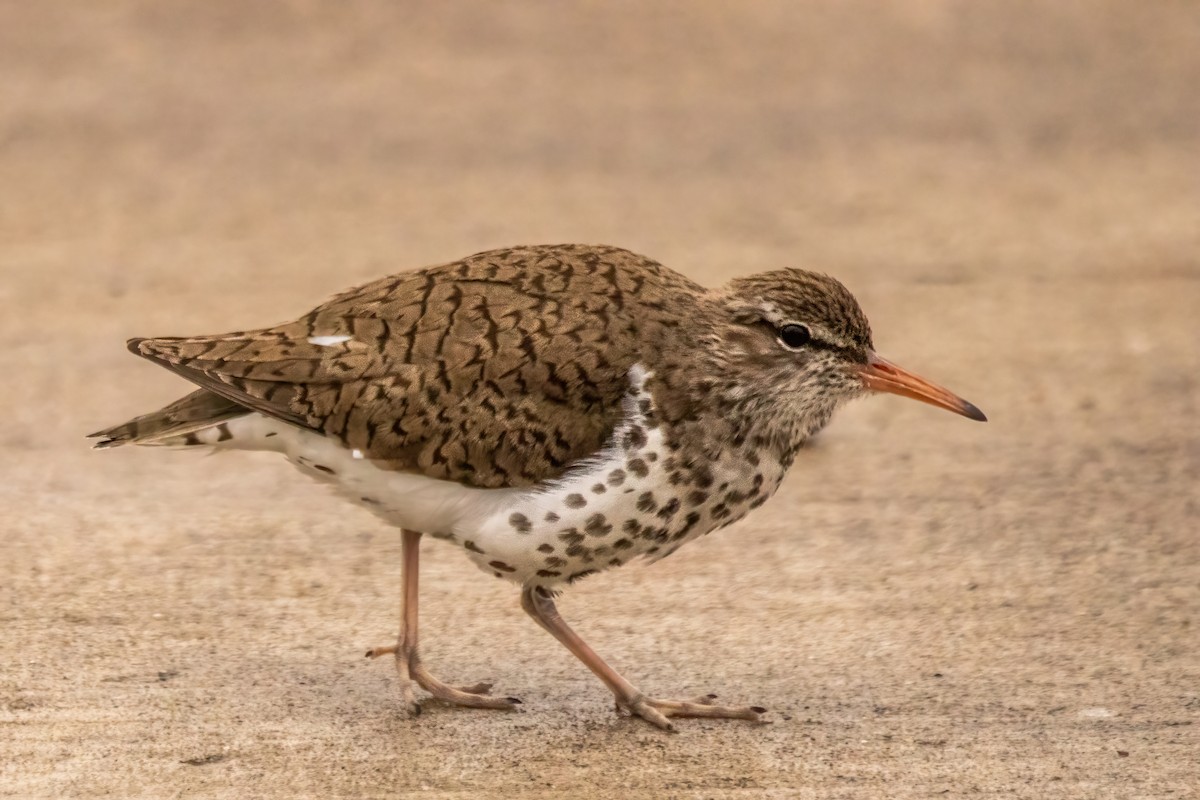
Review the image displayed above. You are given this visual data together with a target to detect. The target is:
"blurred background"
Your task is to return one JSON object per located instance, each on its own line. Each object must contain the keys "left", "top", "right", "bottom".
{"left": 2, "top": 2, "right": 1197, "bottom": 797}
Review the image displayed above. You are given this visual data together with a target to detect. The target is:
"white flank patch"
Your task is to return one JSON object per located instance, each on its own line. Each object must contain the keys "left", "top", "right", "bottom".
{"left": 307, "top": 335, "right": 353, "bottom": 346}
{"left": 234, "top": 416, "right": 519, "bottom": 536}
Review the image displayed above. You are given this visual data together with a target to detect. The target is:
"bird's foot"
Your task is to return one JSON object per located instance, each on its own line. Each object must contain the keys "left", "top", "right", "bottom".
{"left": 366, "top": 644, "right": 520, "bottom": 714}
{"left": 615, "top": 692, "right": 768, "bottom": 732}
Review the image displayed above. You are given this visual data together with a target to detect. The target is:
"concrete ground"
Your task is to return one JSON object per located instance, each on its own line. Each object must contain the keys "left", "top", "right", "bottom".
{"left": 2, "top": 2, "right": 1197, "bottom": 798}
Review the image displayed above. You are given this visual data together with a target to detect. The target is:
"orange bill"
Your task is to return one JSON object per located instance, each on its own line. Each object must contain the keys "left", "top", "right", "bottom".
{"left": 859, "top": 353, "right": 986, "bottom": 422}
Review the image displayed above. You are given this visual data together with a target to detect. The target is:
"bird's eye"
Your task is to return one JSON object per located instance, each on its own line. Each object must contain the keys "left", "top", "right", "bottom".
{"left": 778, "top": 324, "right": 811, "bottom": 349}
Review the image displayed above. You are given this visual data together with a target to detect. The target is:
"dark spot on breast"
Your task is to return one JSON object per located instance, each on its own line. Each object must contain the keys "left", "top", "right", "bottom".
{"left": 626, "top": 458, "right": 649, "bottom": 478}
{"left": 508, "top": 512, "right": 532, "bottom": 533}
{"left": 645, "top": 452, "right": 658, "bottom": 462}
{"left": 565, "top": 493, "right": 587, "bottom": 509}
{"left": 668, "top": 471, "right": 685, "bottom": 486}
{"left": 608, "top": 558, "right": 624, "bottom": 567}
{"left": 675, "top": 511, "right": 703, "bottom": 539}
{"left": 537, "top": 543, "right": 555, "bottom": 553}
{"left": 693, "top": 465, "right": 714, "bottom": 489}
{"left": 656, "top": 498, "right": 680, "bottom": 520}
{"left": 264, "top": 432, "right": 278, "bottom": 438}
{"left": 493, "top": 571, "right": 502, "bottom": 578}
{"left": 537, "top": 569, "right": 561, "bottom": 578}
{"left": 607, "top": 469, "right": 626, "bottom": 486}
{"left": 464, "top": 540, "right": 485, "bottom": 554}
{"left": 360, "top": 496, "right": 381, "bottom": 505}
{"left": 687, "top": 490, "right": 709, "bottom": 506}
{"left": 591, "top": 483, "right": 607, "bottom": 494}
{"left": 312, "top": 464, "right": 335, "bottom": 475}
{"left": 584, "top": 514, "right": 612, "bottom": 537}
{"left": 558, "top": 529, "right": 584, "bottom": 545}
{"left": 623, "top": 425, "right": 648, "bottom": 451}
{"left": 724, "top": 490, "right": 747, "bottom": 505}
{"left": 636, "top": 492, "right": 657, "bottom": 513}
{"left": 545, "top": 556, "right": 566, "bottom": 567}
{"left": 567, "top": 569, "right": 597, "bottom": 584}
{"left": 613, "top": 538, "right": 633, "bottom": 550}
{"left": 488, "top": 561, "right": 517, "bottom": 572}
{"left": 544, "top": 511, "right": 560, "bottom": 523}
{"left": 622, "top": 519, "right": 640, "bottom": 534}
{"left": 565, "top": 544, "right": 586, "bottom": 557}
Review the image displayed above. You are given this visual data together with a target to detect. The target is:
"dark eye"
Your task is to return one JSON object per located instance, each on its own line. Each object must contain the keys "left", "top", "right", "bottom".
{"left": 778, "top": 324, "right": 811, "bottom": 349}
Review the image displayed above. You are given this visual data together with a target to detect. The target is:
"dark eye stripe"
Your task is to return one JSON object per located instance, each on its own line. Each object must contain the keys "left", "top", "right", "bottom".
{"left": 773, "top": 322, "right": 865, "bottom": 362}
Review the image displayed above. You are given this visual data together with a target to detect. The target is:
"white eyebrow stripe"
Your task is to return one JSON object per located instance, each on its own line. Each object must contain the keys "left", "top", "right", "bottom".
{"left": 307, "top": 335, "right": 353, "bottom": 346}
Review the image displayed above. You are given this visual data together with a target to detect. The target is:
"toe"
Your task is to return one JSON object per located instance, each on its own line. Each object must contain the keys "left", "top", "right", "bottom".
{"left": 365, "top": 645, "right": 398, "bottom": 659}
{"left": 456, "top": 681, "right": 494, "bottom": 695}
{"left": 634, "top": 703, "right": 675, "bottom": 731}
{"left": 615, "top": 691, "right": 766, "bottom": 728}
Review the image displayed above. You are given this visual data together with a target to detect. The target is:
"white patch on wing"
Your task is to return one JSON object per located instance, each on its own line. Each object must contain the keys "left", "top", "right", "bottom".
{"left": 307, "top": 335, "right": 353, "bottom": 346}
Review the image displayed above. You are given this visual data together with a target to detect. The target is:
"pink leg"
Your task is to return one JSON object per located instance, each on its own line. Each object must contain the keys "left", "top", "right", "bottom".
{"left": 520, "top": 586, "right": 767, "bottom": 731}
{"left": 367, "top": 530, "right": 518, "bottom": 714}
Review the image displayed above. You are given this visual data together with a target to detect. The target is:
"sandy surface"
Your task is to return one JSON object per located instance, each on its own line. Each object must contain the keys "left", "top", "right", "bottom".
{"left": 2, "top": 2, "right": 1198, "bottom": 798}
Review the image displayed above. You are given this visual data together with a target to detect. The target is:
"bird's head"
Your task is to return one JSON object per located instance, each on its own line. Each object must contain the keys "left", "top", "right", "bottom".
{"left": 703, "top": 269, "right": 985, "bottom": 429}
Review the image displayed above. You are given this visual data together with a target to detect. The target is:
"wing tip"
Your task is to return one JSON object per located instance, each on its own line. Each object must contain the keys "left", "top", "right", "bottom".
{"left": 86, "top": 428, "right": 126, "bottom": 449}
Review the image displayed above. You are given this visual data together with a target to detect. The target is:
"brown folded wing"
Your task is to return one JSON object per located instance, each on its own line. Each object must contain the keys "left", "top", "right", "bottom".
{"left": 128, "top": 244, "right": 701, "bottom": 488}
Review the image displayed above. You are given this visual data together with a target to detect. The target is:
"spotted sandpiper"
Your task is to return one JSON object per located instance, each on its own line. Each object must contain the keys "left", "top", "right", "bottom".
{"left": 91, "top": 243, "right": 985, "bottom": 731}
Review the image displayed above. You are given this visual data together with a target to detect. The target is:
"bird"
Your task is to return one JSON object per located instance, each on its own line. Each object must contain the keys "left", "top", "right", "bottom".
{"left": 90, "top": 243, "right": 985, "bottom": 731}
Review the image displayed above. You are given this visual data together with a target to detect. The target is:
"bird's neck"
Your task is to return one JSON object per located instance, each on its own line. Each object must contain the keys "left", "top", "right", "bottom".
{"left": 649, "top": 364, "right": 838, "bottom": 473}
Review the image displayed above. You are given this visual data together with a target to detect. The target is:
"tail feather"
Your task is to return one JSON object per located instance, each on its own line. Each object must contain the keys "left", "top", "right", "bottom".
{"left": 88, "top": 389, "right": 248, "bottom": 449}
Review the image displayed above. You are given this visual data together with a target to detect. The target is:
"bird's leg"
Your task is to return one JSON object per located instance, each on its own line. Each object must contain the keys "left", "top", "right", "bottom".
{"left": 519, "top": 586, "right": 767, "bottom": 731}
{"left": 366, "top": 529, "right": 518, "bottom": 714}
